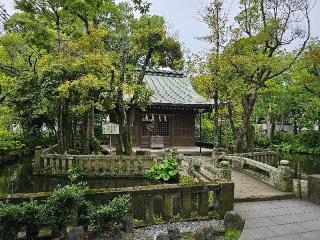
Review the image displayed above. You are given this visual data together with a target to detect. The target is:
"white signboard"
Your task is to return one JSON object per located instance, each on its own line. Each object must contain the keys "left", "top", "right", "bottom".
{"left": 102, "top": 123, "right": 119, "bottom": 135}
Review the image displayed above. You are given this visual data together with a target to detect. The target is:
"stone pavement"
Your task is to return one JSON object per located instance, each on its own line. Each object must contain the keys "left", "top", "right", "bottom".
{"left": 235, "top": 199, "right": 320, "bottom": 240}
{"left": 232, "top": 171, "right": 294, "bottom": 202}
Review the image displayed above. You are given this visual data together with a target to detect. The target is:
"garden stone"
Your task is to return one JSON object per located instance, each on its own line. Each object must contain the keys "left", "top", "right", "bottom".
{"left": 154, "top": 232, "right": 170, "bottom": 240}
{"left": 195, "top": 222, "right": 225, "bottom": 240}
{"left": 124, "top": 221, "right": 134, "bottom": 233}
{"left": 224, "top": 211, "right": 245, "bottom": 231}
{"left": 66, "top": 226, "right": 84, "bottom": 240}
{"left": 167, "top": 226, "right": 181, "bottom": 240}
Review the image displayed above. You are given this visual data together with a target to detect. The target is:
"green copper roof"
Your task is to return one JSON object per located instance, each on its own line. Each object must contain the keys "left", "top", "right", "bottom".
{"left": 144, "top": 69, "right": 213, "bottom": 109}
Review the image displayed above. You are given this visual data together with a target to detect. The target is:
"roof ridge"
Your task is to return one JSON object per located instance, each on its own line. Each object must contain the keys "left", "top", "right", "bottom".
{"left": 145, "top": 68, "right": 185, "bottom": 78}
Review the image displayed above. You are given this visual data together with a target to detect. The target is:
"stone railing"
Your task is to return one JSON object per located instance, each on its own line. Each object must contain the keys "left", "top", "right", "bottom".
{"left": 220, "top": 155, "right": 292, "bottom": 192}
{"left": 238, "top": 151, "right": 278, "bottom": 166}
{"left": 180, "top": 156, "right": 231, "bottom": 182}
{"left": 33, "top": 147, "right": 158, "bottom": 177}
{"left": 0, "top": 182, "right": 234, "bottom": 226}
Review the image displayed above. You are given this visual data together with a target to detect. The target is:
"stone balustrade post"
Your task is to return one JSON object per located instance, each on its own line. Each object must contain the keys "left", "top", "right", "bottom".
{"left": 144, "top": 194, "right": 154, "bottom": 224}
{"left": 218, "top": 161, "right": 231, "bottom": 180}
{"left": 33, "top": 146, "right": 42, "bottom": 174}
{"left": 217, "top": 182, "right": 234, "bottom": 218}
{"left": 181, "top": 191, "right": 191, "bottom": 219}
{"left": 163, "top": 195, "right": 174, "bottom": 221}
{"left": 275, "top": 160, "right": 293, "bottom": 192}
{"left": 308, "top": 175, "right": 320, "bottom": 204}
{"left": 199, "top": 187, "right": 209, "bottom": 217}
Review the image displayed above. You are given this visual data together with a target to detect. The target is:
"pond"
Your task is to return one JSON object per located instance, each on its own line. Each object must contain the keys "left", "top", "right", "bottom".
{"left": 279, "top": 152, "right": 320, "bottom": 178}
{"left": 0, "top": 156, "right": 155, "bottom": 195}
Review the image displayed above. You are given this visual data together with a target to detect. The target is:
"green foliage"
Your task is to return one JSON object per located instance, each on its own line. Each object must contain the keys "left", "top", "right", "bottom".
{"left": 274, "top": 131, "right": 320, "bottom": 154}
{"left": 179, "top": 175, "right": 197, "bottom": 185}
{"left": 0, "top": 130, "right": 25, "bottom": 156}
{"left": 45, "top": 183, "right": 87, "bottom": 233}
{"left": 0, "top": 202, "right": 24, "bottom": 240}
{"left": 254, "top": 133, "right": 271, "bottom": 149}
{"left": 21, "top": 200, "right": 44, "bottom": 239}
{"left": 89, "top": 195, "right": 132, "bottom": 234}
{"left": 225, "top": 228, "right": 241, "bottom": 240}
{"left": 67, "top": 164, "right": 82, "bottom": 183}
{"left": 145, "top": 155, "right": 179, "bottom": 182}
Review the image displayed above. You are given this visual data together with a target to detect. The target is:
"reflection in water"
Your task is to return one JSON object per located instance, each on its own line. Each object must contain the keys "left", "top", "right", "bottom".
{"left": 0, "top": 156, "right": 155, "bottom": 194}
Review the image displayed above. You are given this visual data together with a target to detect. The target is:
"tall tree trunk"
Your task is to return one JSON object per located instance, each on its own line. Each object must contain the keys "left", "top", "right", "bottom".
{"left": 213, "top": 90, "right": 219, "bottom": 148}
{"left": 236, "top": 89, "right": 258, "bottom": 152}
{"left": 124, "top": 107, "right": 136, "bottom": 155}
{"left": 266, "top": 106, "right": 272, "bottom": 139}
{"left": 57, "top": 99, "right": 64, "bottom": 153}
{"left": 227, "top": 100, "right": 237, "bottom": 142}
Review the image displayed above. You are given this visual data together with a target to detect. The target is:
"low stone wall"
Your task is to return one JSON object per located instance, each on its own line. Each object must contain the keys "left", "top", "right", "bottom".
{"left": 33, "top": 147, "right": 158, "bottom": 177}
{"left": 220, "top": 154, "right": 292, "bottom": 192}
{"left": 0, "top": 182, "right": 235, "bottom": 225}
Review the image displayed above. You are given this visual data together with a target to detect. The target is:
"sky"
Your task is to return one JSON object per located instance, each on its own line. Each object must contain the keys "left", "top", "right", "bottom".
{"left": 1, "top": 0, "right": 320, "bottom": 53}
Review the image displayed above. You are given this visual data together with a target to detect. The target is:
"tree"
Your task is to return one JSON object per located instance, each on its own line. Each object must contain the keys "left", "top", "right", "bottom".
{"left": 198, "top": 0, "right": 228, "bottom": 147}
{"left": 0, "top": 0, "right": 183, "bottom": 155}
{"left": 197, "top": 0, "right": 312, "bottom": 152}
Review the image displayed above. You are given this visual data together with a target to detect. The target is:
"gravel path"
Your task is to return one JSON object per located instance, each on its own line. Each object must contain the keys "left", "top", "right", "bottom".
{"left": 133, "top": 219, "right": 223, "bottom": 240}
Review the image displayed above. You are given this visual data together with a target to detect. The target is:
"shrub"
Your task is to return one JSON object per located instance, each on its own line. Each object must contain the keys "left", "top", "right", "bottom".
{"left": 145, "top": 155, "right": 179, "bottom": 182}
{"left": 68, "top": 164, "right": 82, "bottom": 183}
{"left": 45, "top": 183, "right": 87, "bottom": 236}
{"left": 21, "top": 201, "right": 44, "bottom": 240}
{"left": 90, "top": 195, "right": 132, "bottom": 235}
{"left": 254, "top": 133, "right": 271, "bottom": 148}
{"left": 274, "top": 130, "right": 320, "bottom": 154}
{"left": 0, "top": 202, "right": 24, "bottom": 240}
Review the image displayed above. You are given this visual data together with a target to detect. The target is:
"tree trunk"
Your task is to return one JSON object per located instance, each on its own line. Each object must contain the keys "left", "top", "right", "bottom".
{"left": 124, "top": 107, "right": 136, "bottom": 155}
{"left": 227, "top": 100, "right": 237, "bottom": 142}
{"left": 57, "top": 99, "right": 64, "bottom": 154}
{"left": 116, "top": 90, "right": 125, "bottom": 155}
{"left": 266, "top": 106, "right": 272, "bottom": 139}
{"left": 236, "top": 89, "right": 258, "bottom": 153}
{"left": 213, "top": 90, "right": 219, "bottom": 148}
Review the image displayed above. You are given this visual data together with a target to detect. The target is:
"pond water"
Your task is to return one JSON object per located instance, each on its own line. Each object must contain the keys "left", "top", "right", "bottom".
{"left": 0, "top": 156, "right": 155, "bottom": 195}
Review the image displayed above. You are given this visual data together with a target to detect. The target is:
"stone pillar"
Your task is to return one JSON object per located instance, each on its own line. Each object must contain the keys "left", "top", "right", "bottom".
{"left": 218, "top": 182, "right": 234, "bottom": 218}
{"left": 218, "top": 161, "right": 231, "bottom": 180}
{"left": 293, "top": 179, "right": 301, "bottom": 198}
{"left": 163, "top": 195, "right": 174, "bottom": 221}
{"left": 308, "top": 175, "right": 320, "bottom": 204}
{"left": 33, "top": 146, "right": 42, "bottom": 174}
{"left": 181, "top": 192, "right": 191, "bottom": 219}
{"left": 144, "top": 194, "right": 154, "bottom": 224}
{"left": 199, "top": 188, "right": 209, "bottom": 217}
{"left": 301, "top": 180, "right": 308, "bottom": 199}
{"left": 275, "top": 160, "right": 293, "bottom": 192}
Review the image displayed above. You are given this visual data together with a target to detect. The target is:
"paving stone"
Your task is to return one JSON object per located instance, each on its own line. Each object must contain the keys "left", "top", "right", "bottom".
{"left": 268, "top": 223, "right": 307, "bottom": 235}
{"left": 299, "top": 220, "right": 320, "bottom": 231}
{"left": 300, "top": 230, "right": 320, "bottom": 240}
{"left": 267, "top": 234, "right": 306, "bottom": 240}
{"left": 236, "top": 199, "right": 320, "bottom": 240}
{"left": 240, "top": 227, "right": 277, "bottom": 240}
